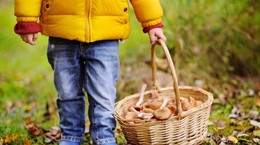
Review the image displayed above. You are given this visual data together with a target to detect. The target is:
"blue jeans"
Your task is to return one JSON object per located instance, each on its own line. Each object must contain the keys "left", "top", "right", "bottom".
{"left": 47, "top": 37, "right": 119, "bottom": 145}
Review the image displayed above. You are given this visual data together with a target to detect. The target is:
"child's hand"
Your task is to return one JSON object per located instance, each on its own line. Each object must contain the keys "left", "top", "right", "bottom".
{"left": 148, "top": 28, "right": 166, "bottom": 45}
{"left": 20, "top": 33, "right": 38, "bottom": 46}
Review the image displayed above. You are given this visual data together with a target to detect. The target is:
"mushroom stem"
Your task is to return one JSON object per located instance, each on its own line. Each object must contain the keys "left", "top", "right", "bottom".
{"left": 130, "top": 107, "right": 153, "bottom": 120}
{"left": 189, "top": 96, "right": 196, "bottom": 108}
{"left": 135, "top": 84, "right": 147, "bottom": 106}
{"left": 160, "top": 97, "right": 169, "bottom": 110}
{"left": 129, "top": 107, "right": 143, "bottom": 118}
{"left": 150, "top": 89, "right": 159, "bottom": 99}
{"left": 130, "top": 107, "right": 139, "bottom": 113}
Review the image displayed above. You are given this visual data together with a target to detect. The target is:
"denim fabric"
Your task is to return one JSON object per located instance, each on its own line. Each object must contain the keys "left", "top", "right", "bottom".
{"left": 47, "top": 37, "right": 119, "bottom": 145}
{"left": 60, "top": 141, "right": 80, "bottom": 145}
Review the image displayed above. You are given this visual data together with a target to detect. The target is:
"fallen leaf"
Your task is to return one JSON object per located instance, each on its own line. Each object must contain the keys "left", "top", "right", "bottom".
{"left": 237, "top": 121, "right": 244, "bottom": 126}
{"left": 195, "top": 79, "right": 204, "bottom": 87}
{"left": 253, "top": 138, "right": 260, "bottom": 143}
{"left": 31, "top": 127, "right": 41, "bottom": 137}
{"left": 26, "top": 121, "right": 36, "bottom": 129}
{"left": 25, "top": 120, "right": 41, "bottom": 137}
{"left": 51, "top": 126, "right": 59, "bottom": 131}
{"left": 250, "top": 120, "right": 260, "bottom": 128}
{"left": 12, "top": 135, "right": 19, "bottom": 140}
{"left": 230, "top": 118, "right": 237, "bottom": 125}
{"left": 0, "top": 137, "right": 4, "bottom": 144}
{"left": 44, "top": 138, "right": 52, "bottom": 143}
{"left": 221, "top": 136, "right": 226, "bottom": 142}
{"left": 237, "top": 133, "right": 249, "bottom": 138}
{"left": 256, "top": 97, "right": 260, "bottom": 107}
{"left": 228, "top": 113, "right": 238, "bottom": 118}
{"left": 4, "top": 135, "right": 19, "bottom": 143}
{"left": 4, "top": 135, "right": 13, "bottom": 143}
{"left": 44, "top": 126, "right": 61, "bottom": 141}
{"left": 208, "top": 121, "right": 214, "bottom": 126}
{"left": 209, "top": 138, "right": 217, "bottom": 145}
{"left": 249, "top": 110, "right": 259, "bottom": 119}
{"left": 231, "top": 130, "right": 238, "bottom": 136}
{"left": 215, "top": 120, "right": 226, "bottom": 130}
{"left": 211, "top": 135, "right": 221, "bottom": 142}
{"left": 248, "top": 89, "right": 255, "bottom": 96}
{"left": 217, "top": 93, "right": 226, "bottom": 104}
{"left": 253, "top": 129, "right": 260, "bottom": 137}
{"left": 228, "top": 136, "right": 238, "bottom": 144}
{"left": 24, "top": 138, "right": 31, "bottom": 145}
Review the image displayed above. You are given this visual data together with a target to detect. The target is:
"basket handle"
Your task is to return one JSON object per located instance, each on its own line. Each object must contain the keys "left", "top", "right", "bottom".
{"left": 151, "top": 39, "right": 183, "bottom": 116}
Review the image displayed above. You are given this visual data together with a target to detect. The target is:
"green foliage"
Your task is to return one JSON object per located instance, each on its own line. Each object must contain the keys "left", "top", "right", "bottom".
{"left": 161, "top": 0, "right": 260, "bottom": 82}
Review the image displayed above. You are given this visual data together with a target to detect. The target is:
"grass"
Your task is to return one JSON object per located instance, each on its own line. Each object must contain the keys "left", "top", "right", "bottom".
{"left": 0, "top": 4, "right": 57, "bottom": 143}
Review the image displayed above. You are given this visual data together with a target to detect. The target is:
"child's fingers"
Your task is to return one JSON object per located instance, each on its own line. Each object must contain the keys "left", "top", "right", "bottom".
{"left": 20, "top": 35, "right": 27, "bottom": 42}
{"left": 33, "top": 33, "right": 38, "bottom": 41}
{"left": 156, "top": 31, "right": 166, "bottom": 42}
{"left": 149, "top": 33, "right": 156, "bottom": 45}
{"left": 20, "top": 34, "right": 37, "bottom": 45}
{"left": 26, "top": 34, "right": 35, "bottom": 45}
{"left": 148, "top": 28, "right": 166, "bottom": 45}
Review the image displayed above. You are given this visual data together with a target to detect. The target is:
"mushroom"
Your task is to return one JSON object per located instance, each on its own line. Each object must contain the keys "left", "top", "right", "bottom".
{"left": 141, "top": 108, "right": 154, "bottom": 114}
{"left": 124, "top": 108, "right": 147, "bottom": 124}
{"left": 143, "top": 99, "right": 162, "bottom": 110}
{"left": 140, "top": 108, "right": 154, "bottom": 121}
{"left": 167, "top": 103, "right": 177, "bottom": 115}
{"left": 180, "top": 97, "right": 191, "bottom": 111}
{"left": 195, "top": 100, "right": 203, "bottom": 106}
{"left": 150, "top": 89, "right": 159, "bottom": 99}
{"left": 126, "top": 84, "right": 147, "bottom": 112}
{"left": 189, "top": 96, "right": 196, "bottom": 108}
{"left": 128, "top": 107, "right": 153, "bottom": 121}
{"left": 135, "top": 84, "right": 147, "bottom": 107}
{"left": 154, "top": 97, "right": 172, "bottom": 120}
{"left": 124, "top": 111, "right": 137, "bottom": 120}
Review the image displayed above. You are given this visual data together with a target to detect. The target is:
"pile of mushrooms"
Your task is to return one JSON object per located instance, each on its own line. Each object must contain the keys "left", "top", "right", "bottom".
{"left": 123, "top": 84, "right": 204, "bottom": 124}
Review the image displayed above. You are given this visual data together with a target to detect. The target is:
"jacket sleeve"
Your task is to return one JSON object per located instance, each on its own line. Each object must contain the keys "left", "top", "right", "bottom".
{"left": 14, "top": 0, "right": 42, "bottom": 34}
{"left": 130, "top": 0, "right": 163, "bottom": 28}
{"left": 14, "top": 0, "right": 42, "bottom": 22}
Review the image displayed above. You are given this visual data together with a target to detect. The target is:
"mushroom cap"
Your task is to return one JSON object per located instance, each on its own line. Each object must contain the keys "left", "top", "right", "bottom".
{"left": 195, "top": 100, "right": 203, "bottom": 106}
{"left": 142, "top": 108, "right": 154, "bottom": 114}
{"left": 167, "top": 104, "right": 177, "bottom": 115}
{"left": 143, "top": 99, "right": 162, "bottom": 110}
{"left": 189, "top": 97, "right": 196, "bottom": 108}
{"left": 154, "top": 107, "right": 172, "bottom": 120}
{"left": 180, "top": 97, "right": 191, "bottom": 111}
{"left": 124, "top": 111, "right": 137, "bottom": 120}
{"left": 128, "top": 105, "right": 143, "bottom": 112}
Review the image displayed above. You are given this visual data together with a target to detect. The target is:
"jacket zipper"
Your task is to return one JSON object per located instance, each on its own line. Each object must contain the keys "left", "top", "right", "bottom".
{"left": 86, "top": 0, "right": 91, "bottom": 42}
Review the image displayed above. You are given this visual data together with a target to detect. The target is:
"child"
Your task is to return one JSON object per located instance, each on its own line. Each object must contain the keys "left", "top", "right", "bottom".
{"left": 14, "top": 0, "right": 166, "bottom": 145}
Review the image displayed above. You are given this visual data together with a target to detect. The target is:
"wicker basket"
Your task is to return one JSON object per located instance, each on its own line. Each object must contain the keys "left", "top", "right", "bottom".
{"left": 115, "top": 39, "right": 214, "bottom": 145}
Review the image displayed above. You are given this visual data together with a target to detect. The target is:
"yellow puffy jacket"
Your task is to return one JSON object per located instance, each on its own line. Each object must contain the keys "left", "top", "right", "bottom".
{"left": 14, "top": 0, "right": 163, "bottom": 42}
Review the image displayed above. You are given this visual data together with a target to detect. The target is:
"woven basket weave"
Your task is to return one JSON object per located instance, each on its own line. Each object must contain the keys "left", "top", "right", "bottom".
{"left": 115, "top": 40, "right": 214, "bottom": 145}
